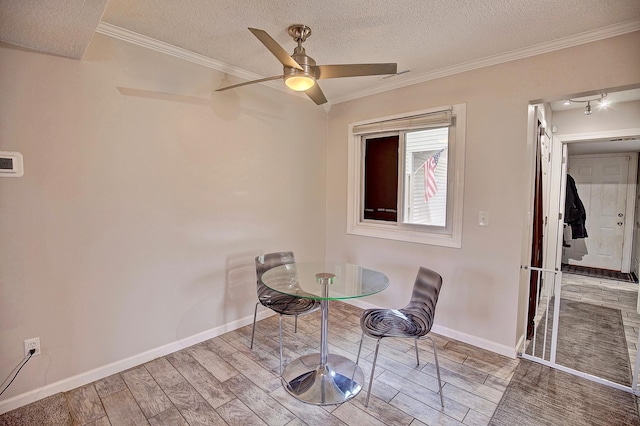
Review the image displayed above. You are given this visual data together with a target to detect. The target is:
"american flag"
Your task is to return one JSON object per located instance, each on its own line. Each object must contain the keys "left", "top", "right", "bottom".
{"left": 424, "top": 149, "right": 443, "bottom": 202}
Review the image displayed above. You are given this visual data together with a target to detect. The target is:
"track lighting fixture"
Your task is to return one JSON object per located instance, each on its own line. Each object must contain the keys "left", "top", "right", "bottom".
{"left": 563, "top": 93, "right": 608, "bottom": 116}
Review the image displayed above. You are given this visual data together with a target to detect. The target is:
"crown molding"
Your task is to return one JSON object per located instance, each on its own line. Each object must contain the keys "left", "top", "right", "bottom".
{"left": 96, "top": 19, "right": 640, "bottom": 106}
{"left": 331, "top": 19, "right": 640, "bottom": 105}
{"left": 95, "top": 22, "right": 290, "bottom": 95}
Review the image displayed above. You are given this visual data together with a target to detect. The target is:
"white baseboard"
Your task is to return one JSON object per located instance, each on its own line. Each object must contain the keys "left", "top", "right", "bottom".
{"left": 345, "top": 298, "right": 381, "bottom": 311}
{"left": 0, "top": 309, "right": 275, "bottom": 415}
{"left": 345, "top": 300, "right": 518, "bottom": 359}
{"left": 430, "top": 325, "right": 517, "bottom": 358}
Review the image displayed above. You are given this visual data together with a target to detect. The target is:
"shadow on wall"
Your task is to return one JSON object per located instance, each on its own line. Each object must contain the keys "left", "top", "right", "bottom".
{"left": 173, "top": 251, "right": 258, "bottom": 344}
{"left": 225, "top": 251, "right": 262, "bottom": 323}
{"left": 117, "top": 78, "right": 285, "bottom": 123}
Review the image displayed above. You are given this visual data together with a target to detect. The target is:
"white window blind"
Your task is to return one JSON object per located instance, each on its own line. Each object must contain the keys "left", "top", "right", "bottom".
{"left": 352, "top": 109, "right": 452, "bottom": 135}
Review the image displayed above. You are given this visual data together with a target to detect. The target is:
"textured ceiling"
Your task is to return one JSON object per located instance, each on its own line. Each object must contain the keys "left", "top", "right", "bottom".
{"left": 0, "top": 0, "right": 107, "bottom": 59}
{"left": 1, "top": 0, "right": 640, "bottom": 104}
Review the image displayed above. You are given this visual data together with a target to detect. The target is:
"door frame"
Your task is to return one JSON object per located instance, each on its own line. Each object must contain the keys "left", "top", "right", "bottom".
{"left": 529, "top": 127, "right": 640, "bottom": 396}
{"left": 548, "top": 129, "right": 640, "bottom": 273}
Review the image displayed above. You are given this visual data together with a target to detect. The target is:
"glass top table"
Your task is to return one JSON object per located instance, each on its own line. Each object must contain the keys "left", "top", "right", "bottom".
{"left": 261, "top": 262, "right": 389, "bottom": 405}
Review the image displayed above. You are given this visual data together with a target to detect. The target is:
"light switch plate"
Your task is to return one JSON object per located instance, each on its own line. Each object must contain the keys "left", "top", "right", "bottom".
{"left": 479, "top": 211, "right": 489, "bottom": 227}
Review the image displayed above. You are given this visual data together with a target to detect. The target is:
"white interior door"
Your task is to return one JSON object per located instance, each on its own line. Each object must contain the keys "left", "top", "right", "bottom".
{"left": 564, "top": 155, "right": 630, "bottom": 271}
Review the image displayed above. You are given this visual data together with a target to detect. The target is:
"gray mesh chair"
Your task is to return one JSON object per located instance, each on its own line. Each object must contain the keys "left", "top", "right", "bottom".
{"left": 251, "top": 252, "right": 321, "bottom": 375}
{"left": 356, "top": 267, "right": 444, "bottom": 407}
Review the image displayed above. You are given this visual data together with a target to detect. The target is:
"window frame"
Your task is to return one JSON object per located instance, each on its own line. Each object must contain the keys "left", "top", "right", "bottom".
{"left": 347, "top": 103, "right": 466, "bottom": 248}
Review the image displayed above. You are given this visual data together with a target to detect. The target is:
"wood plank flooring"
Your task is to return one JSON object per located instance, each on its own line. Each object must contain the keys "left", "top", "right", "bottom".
{"left": 60, "top": 302, "right": 517, "bottom": 425}
{"left": 529, "top": 271, "right": 640, "bottom": 415}
{"left": 6, "top": 276, "right": 638, "bottom": 425}
{"left": 560, "top": 272, "right": 640, "bottom": 385}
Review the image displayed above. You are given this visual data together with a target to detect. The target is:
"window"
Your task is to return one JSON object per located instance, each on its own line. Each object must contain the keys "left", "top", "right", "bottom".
{"left": 347, "top": 104, "right": 466, "bottom": 247}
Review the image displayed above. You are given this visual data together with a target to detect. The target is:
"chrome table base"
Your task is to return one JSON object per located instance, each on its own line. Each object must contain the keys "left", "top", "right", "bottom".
{"left": 281, "top": 353, "right": 364, "bottom": 405}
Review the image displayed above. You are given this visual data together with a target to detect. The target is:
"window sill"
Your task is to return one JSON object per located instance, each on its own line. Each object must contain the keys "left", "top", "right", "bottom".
{"left": 347, "top": 221, "right": 462, "bottom": 248}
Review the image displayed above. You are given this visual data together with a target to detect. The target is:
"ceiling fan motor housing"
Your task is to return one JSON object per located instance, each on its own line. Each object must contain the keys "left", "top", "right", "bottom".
{"left": 284, "top": 45, "right": 317, "bottom": 80}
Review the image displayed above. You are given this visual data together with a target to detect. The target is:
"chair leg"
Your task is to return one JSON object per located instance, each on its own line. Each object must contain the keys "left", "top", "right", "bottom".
{"left": 428, "top": 336, "right": 444, "bottom": 407}
{"left": 414, "top": 338, "right": 420, "bottom": 366}
{"left": 294, "top": 314, "right": 298, "bottom": 333}
{"left": 250, "top": 302, "right": 259, "bottom": 350}
{"left": 365, "top": 338, "right": 382, "bottom": 408}
{"left": 355, "top": 332, "right": 365, "bottom": 365}
{"left": 278, "top": 314, "right": 284, "bottom": 376}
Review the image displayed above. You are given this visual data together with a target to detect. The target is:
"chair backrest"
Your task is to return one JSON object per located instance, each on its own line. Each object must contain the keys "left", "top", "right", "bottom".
{"left": 255, "top": 252, "right": 295, "bottom": 299}
{"left": 402, "top": 267, "right": 443, "bottom": 335}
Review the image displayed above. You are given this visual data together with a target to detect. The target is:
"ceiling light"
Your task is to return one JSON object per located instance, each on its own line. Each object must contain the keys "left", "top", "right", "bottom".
{"left": 598, "top": 94, "right": 610, "bottom": 109}
{"left": 565, "top": 93, "right": 609, "bottom": 116}
{"left": 284, "top": 74, "right": 316, "bottom": 91}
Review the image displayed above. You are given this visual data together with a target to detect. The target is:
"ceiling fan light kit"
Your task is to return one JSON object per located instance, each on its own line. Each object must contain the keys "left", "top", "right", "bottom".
{"left": 284, "top": 75, "right": 315, "bottom": 91}
{"left": 216, "top": 24, "right": 397, "bottom": 105}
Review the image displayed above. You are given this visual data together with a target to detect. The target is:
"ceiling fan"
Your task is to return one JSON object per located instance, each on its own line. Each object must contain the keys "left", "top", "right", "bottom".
{"left": 216, "top": 25, "right": 397, "bottom": 105}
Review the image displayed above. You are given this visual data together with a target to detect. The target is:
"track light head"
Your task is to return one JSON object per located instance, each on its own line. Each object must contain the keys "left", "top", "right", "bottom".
{"left": 565, "top": 93, "right": 610, "bottom": 116}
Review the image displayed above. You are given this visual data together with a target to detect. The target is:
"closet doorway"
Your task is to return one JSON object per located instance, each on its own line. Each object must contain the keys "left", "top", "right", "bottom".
{"left": 522, "top": 87, "right": 640, "bottom": 396}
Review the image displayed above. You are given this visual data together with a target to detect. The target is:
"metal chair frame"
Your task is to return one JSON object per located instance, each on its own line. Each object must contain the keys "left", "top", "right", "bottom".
{"left": 356, "top": 267, "right": 444, "bottom": 407}
{"left": 250, "top": 252, "right": 321, "bottom": 375}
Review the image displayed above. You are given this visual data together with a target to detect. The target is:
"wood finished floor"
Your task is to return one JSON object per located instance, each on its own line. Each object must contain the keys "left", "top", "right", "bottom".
{"left": 62, "top": 302, "right": 518, "bottom": 425}
{"left": 9, "top": 274, "right": 638, "bottom": 425}
{"left": 559, "top": 272, "right": 640, "bottom": 385}
{"left": 531, "top": 271, "right": 640, "bottom": 414}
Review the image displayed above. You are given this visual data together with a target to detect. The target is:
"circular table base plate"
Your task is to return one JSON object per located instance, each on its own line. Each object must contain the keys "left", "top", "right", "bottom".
{"left": 281, "top": 353, "right": 364, "bottom": 405}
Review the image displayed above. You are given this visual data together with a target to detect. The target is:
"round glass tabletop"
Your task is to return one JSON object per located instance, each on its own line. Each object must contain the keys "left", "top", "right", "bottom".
{"left": 260, "top": 261, "right": 389, "bottom": 300}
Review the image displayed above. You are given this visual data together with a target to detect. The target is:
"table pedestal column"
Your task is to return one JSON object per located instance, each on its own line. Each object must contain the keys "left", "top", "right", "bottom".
{"left": 281, "top": 273, "right": 364, "bottom": 405}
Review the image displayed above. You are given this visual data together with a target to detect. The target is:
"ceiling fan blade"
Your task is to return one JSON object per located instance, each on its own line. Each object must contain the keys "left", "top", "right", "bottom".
{"left": 305, "top": 84, "right": 328, "bottom": 105}
{"left": 248, "top": 28, "right": 303, "bottom": 71}
{"left": 215, "top": 75, "right": 283, "bottom": 92}
{"left": 313, "top": 63, "right": 397, "bottom": 79}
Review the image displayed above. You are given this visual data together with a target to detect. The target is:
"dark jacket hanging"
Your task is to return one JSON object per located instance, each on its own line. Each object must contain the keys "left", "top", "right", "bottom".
{"left": 565, "top": 174, "right": 588, "bottom": 239}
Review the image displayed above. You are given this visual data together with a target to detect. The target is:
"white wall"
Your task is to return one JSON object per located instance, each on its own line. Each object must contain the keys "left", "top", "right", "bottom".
{"left": 325, "top": 32, "right": 640, "bottom": 356}
{"left": 0, "top": 34, "right": 327, "bottom": 407}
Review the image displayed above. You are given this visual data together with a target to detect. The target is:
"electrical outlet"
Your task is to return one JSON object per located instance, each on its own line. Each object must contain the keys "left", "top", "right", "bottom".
{"left": 24, "top": 337, "right": 40, "bottom": 356}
